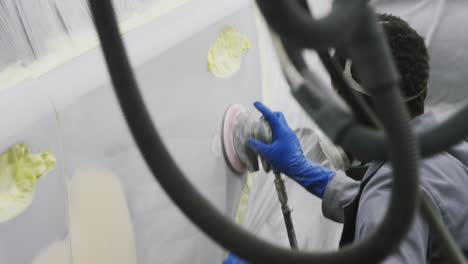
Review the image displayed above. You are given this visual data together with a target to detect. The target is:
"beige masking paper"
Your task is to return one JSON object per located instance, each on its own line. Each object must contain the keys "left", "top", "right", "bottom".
{"left": 33, "top": 169, "right": 137, "bottom": 264}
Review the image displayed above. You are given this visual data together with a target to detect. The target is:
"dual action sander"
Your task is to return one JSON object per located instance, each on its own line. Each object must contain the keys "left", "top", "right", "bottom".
{"left": 222, "top": 104, "right": 272, "bottom": 174}
{"left": 221, "top": 104, "right": 298, "bottom": 249}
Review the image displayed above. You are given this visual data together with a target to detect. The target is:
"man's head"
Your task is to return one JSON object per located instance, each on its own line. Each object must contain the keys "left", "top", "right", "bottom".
{"left": 333, "top": 14, "right": 430, "bottom": 126}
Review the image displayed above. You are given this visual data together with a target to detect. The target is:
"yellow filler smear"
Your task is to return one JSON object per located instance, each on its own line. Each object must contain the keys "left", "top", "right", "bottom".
{"left": 0, "top": 143, "right": 56, "bottom": 223}
{"left": 207, "top": 25, "right": 250, "bottom": 78}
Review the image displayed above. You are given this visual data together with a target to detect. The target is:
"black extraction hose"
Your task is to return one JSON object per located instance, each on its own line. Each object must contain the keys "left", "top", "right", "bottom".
{"left": 89, "top": 0, "right": 419, "bottom": 263}
{"left": 316, "top": 20, "right": 467, "bottom": 264}
{"left": 269, "top": 0, "right": 468, "bottom": 161}
{"left": 264, "top": 2, "right": 467, "bottom": 264}
{"left": 285, "top": 34, "right": 468, "bottom": 162}
{"left": 321, "top": 42, "right": 468, "bottom": 264}
{"left": 313, "top": 13, "right": 466, "bottom": 263}
{"left": 256, "top": 0, "right": 368, "bottom": 50}
{"left": 420, "top": 192, "right": 468, "bottom": 264}
{"left": 318, "top": 52, "right": 382, "bottom": 128}
{"left": 341, "top": 103, "right": 468, "bottom": 161}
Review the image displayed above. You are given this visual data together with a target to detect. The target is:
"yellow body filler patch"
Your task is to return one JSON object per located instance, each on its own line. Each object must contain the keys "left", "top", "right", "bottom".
{"left": 207, "top": 25, "right": 250, "bottom": 78}
{"left": 0, "top": 143, "right": 55, "bottom": 223}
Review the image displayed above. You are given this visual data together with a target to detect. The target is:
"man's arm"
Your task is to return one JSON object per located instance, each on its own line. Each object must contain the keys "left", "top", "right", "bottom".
{"left": 247, "top": 101, "right": 361, "bottom": 222}
{"left": 356, "top": 167, "right": 432, "bottom": 263}
{"left": 247, "top": 102, "right": 336, "bottom": 198}
{"left": 321, "top": 171, "right": 361, "bottom": 223}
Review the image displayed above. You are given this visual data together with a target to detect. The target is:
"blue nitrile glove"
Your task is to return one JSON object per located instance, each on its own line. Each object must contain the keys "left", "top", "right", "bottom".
{"left": 247, "top": 101, "right": 335, "bottom": 198}
{"left": 223, "top": 253, "right": 249, "bottom": 264}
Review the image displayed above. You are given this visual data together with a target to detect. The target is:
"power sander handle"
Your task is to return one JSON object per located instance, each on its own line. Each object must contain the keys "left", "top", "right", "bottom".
{"left": 274, "top": 171, "right": 299, "bottom": 249}
{"left": 252, "top": 118, "right": 298, "bottom": 249}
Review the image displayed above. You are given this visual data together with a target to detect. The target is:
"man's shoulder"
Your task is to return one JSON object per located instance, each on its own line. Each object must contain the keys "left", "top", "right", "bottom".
{"left": 370, "top": 138, "right": 468, "bottom": 179}
{"left": 370, "top": 151, "right": 467, "bottom": 184}
{"left": 366, "top": 145, "right": 468, "bottom": 208}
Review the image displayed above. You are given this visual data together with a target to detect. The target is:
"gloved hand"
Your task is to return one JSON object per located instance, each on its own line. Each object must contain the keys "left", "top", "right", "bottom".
{"left": 247, "top": 101, "right": 335, "bottom": 198}
{"left": 223, "top": 253, "right": 249, "bottom": 264}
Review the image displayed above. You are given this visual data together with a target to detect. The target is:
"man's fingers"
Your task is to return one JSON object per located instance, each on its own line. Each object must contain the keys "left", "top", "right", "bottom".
{"left": 247, "top": 138, "right": 270, "bottom": 156}
{"left": 253, "top": 101, "right": 279, "bottom": 128}
{"left": 223, "top": 253, "right": 249, "bottom": 264}
{"left": 276, "top": 112, "right": 289, "bottom": 127}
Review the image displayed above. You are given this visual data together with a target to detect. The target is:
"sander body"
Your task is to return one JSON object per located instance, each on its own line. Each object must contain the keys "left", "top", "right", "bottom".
{"left": 222, "top": 104, "right": 272, "bottom": 174}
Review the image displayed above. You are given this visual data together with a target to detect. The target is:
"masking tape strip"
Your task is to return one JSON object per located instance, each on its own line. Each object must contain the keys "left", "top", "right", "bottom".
{"left": 50, "top": 100, "right": 74, "bottom": 264}
{"left": 225, "top": 4, "right": 269, "bottom": 259}
{"left": 234, "top": 172, "right": 254, "bottom": 225}
{"left": 232, "top": 0, "right": 270, "bottom": 227}
{"left": 253, "top": 2, "right": 270, "bottom": 107}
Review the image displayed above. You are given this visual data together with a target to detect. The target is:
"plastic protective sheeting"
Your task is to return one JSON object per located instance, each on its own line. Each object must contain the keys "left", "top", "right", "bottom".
{"left": 0, "top": 0, "right": 189, "bottom": 91}
{"left": 0, "top": 0, "right": 179, "bottom": 71}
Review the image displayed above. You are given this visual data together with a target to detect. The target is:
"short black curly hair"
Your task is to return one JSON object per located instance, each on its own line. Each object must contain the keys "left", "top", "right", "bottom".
{"left": 334, "top": 13, "right": 430, "bottom": 124}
